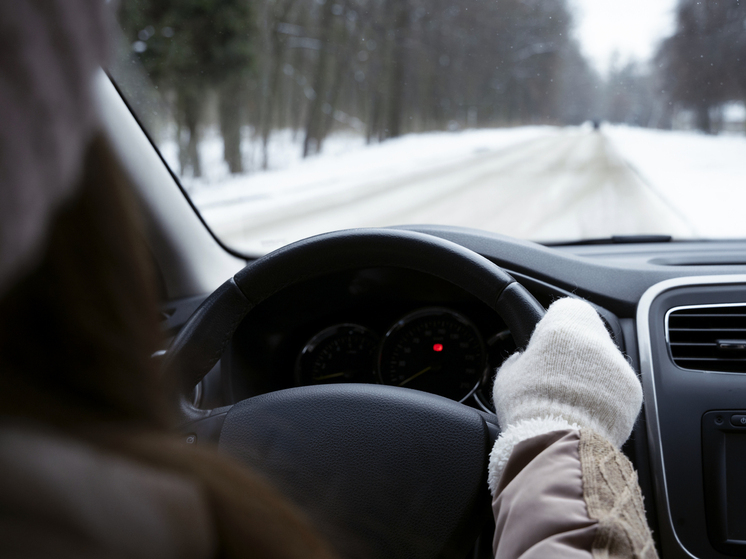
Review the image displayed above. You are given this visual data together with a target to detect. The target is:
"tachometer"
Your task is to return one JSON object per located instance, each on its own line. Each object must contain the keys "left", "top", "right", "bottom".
{"left": 296, "top": 324, "right": 380, "bottom": 385}
{"left": 378, "top": 308, "right": 486, "bottom": 401}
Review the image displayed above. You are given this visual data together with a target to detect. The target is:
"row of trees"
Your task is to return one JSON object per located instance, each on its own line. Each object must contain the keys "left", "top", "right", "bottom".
{"left": 119, "top": 0, "right": 256, "bottom": 175}
{"left": 120, "top": 0, "right": 597, "bottom": 176}
{"left": 656, "top": 0, "right": 746, "bottom": 134}
{"left": 118, "top": 0, "right": 746, "bottom": 177}
{"left": 605, "top": 0, "right": 746, "bottom": 134}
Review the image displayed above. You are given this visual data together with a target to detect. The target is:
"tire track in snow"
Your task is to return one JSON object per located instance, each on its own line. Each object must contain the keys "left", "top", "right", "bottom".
{"left": 211, "top": 127, "right": 695, "bottom": 254}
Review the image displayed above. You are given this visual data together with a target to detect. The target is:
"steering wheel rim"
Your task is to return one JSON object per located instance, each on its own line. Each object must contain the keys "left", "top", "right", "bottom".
{"left": 163, "top": 228, "right": 545, "bottom": 559}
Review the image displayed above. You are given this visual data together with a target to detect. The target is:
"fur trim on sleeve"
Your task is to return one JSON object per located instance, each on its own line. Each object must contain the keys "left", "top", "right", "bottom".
{"left": 487, "top": 415, "right": 580, "bottom": 496}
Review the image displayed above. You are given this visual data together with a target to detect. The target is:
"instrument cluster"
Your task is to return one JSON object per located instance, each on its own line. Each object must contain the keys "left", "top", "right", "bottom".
{"left": 295, "top": 306, "right": 516, "bottom": 408}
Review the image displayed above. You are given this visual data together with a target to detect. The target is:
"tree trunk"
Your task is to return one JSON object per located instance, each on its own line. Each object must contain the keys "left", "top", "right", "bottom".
{"left": 367, "top": 91, "right": 381, "bottom": 144}
{"left": 289, "top": 6, "right": 309, "bottom": 138}
{"left": 186, "top": 122, "right": 201, "bottom": 178}
{"left": 303, "top": 0, "right": 335, "bottom": 157}
{"left": 262, "top": 33, "right": 287, "bottom": 169}
{"left": 177, "top": 118, "right": 188, "bottom": 176}
{"left": 261, "top": 0, "right": 296, "bottom": 169}
{"left": 385, "top": 0, "right": 409, "bottom": 139}
{"left": 694, "top": 102, "right": 712, "bottom": 134}
{"left": 220, "top": 80, "right": 244, "bottom": 174}
{"left": 322, "top": 43, "right": 351, "bottom": 140}
{"left": 178, "top": 88, "right": 203, "bottom": 178}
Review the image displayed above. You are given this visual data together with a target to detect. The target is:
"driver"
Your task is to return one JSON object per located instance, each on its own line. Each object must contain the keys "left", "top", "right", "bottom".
{"left": 0, "top": 1, "right": 657, "bottom": 558}
{"left": 0, "top": 2, "right": 333, "bottom": 558}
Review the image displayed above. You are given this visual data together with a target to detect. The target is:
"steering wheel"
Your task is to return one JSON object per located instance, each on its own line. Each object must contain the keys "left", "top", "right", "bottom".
{"left": 163, "top": 228, "right": 545, "bottom": 559}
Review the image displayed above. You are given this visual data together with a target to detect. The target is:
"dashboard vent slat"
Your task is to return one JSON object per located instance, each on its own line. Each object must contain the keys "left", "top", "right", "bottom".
{"left": 669, "top": 328, "right": 746, "bottom": 332}
{"left": 672, "top": 313, "right": 746, "bottom": 318}
{"left": 668, "top": 305, "right": 746, "bottom": 373}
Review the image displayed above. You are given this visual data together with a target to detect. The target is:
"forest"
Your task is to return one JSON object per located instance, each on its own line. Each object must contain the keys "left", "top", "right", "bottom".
{"left": 118, "top": 0, "right": 746, "bottom": 177}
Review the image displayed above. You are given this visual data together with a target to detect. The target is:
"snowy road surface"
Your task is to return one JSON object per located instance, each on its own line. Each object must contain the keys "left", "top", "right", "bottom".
{"left": 195, "top": 127, "right": 701, "bottom": 255}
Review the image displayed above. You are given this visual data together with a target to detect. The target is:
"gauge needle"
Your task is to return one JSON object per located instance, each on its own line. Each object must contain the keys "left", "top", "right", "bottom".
{"left": 313, "top": 372, "right": 347, "bottom": 381}
{"left": 399, "top": 366, "right": 431, "bottom": 387}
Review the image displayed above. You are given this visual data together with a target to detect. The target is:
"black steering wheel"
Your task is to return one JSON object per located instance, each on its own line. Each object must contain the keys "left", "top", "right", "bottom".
{"left": 163, "top": 228, "right": 545, "bottom": 559}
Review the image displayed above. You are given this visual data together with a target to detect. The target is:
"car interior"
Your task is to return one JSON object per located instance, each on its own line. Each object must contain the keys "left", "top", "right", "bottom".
{"left": 94, "top": 59, "right": 746, "bottom": 558}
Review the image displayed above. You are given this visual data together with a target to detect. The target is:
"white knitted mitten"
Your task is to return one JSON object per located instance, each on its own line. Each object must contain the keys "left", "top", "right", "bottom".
{"left": 487, "top": 298, "right": 642, "bottom": 494}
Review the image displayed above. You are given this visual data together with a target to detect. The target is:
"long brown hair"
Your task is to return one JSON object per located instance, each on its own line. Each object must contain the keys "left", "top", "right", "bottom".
{"left": 0, "top": 134, "right": 336, "bottom": 559}
{"left": 0, "top": 134, "right": 168, "bottom": 427}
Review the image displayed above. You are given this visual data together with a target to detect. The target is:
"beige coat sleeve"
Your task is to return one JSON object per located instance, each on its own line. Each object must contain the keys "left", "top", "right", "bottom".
{"left": 491, "top": 428, "right": 658, "bottom": 559}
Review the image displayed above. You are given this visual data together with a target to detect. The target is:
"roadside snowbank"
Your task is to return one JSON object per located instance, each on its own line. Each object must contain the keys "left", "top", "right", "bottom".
{"left": 183, "top": 126, "right": 553, "bottom": 208}
{"left": 159, "top": 128, "right": 368, "bottom": 185}
{"left": 605, "top": 126, "right": 746, "bottom": 239}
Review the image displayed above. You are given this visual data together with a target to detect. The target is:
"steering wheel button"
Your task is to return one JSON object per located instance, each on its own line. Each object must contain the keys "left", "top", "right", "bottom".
{"left": 730, "top": 414, "right": 746, "bottom": 427}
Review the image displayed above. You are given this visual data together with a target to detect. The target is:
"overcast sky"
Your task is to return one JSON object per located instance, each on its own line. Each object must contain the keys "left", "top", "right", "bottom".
{"left": 570, "top": 0, "right": 679, "bottom": 74}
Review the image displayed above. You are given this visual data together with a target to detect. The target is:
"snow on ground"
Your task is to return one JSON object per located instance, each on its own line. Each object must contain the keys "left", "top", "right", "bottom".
{"left": 157, "top": 123, "right": 746, "bottom": 252}
{"left": 182, "top": 126, "right": 552, "bottom": 204}
{"left": 604, "top": 125, "right": 746, "bottom": 239}
{"left": 166, "top": 126, "right": 553, "bottom": 252}
{"left": 159, "top": 128, "right": 368, "bottom": 185}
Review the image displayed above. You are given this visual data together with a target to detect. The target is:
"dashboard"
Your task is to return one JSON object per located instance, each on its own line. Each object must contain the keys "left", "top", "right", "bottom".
{"left": 221, "top": 267, "right": 523, "bottom": 412}
{"left": 162, "top": 226, "right": 746, "bottom": 559}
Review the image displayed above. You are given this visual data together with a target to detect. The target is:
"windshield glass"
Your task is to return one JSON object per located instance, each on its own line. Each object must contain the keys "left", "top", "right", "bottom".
{"left": 111, "top": 0, "right": 746, "bottom": 255}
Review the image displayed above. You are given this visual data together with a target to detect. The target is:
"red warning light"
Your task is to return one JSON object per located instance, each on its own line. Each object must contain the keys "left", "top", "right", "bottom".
{"left": 432, "top": 343, "right": 444, "bottom": 352}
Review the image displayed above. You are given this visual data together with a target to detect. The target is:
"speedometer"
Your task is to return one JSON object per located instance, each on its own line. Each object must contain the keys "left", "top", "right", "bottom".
{"left": 378, "top": 308, "right": 486, "bottom": 401}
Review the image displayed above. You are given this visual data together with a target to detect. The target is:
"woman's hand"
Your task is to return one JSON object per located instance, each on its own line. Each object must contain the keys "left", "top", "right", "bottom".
{"left": 489, "top": 297, "right": 642, "bottom": 490}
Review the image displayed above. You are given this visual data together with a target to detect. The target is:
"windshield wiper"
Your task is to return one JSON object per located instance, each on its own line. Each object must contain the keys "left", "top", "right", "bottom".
{"left": 543, "top": 235, "right": 673, "bottom": 247}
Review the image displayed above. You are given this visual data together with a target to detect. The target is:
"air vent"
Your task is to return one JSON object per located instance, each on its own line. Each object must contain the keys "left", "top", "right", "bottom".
{"left": 667, "top": 304, "right": 746, "bottom": 373}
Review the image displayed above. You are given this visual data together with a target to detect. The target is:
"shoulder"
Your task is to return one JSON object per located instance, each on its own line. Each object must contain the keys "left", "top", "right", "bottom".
{"left": 0, "top": 424, "right": 216, "bottom": 559}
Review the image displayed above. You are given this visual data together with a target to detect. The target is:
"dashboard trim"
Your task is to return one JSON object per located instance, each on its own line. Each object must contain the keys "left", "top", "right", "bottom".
{"left": 637, "top": 274, "right": 746, "bottom": 559}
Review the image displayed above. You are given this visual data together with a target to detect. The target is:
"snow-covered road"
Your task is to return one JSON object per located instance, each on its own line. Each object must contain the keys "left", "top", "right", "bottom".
{"left": 376, "top": 128, "right": 696, "bottom": 242}
{"left": 198, "top": 127, "right": 697, "bottom": 254}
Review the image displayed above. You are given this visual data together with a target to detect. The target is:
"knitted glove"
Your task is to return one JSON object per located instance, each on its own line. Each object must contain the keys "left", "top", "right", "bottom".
{"left": 487, "top": 298, "right": 642, "bottom": 493}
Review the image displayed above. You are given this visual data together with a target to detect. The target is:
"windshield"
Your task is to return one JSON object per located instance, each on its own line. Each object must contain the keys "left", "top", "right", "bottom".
{"left": 111, "top": 0, "right": 746, "bottom": 255}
